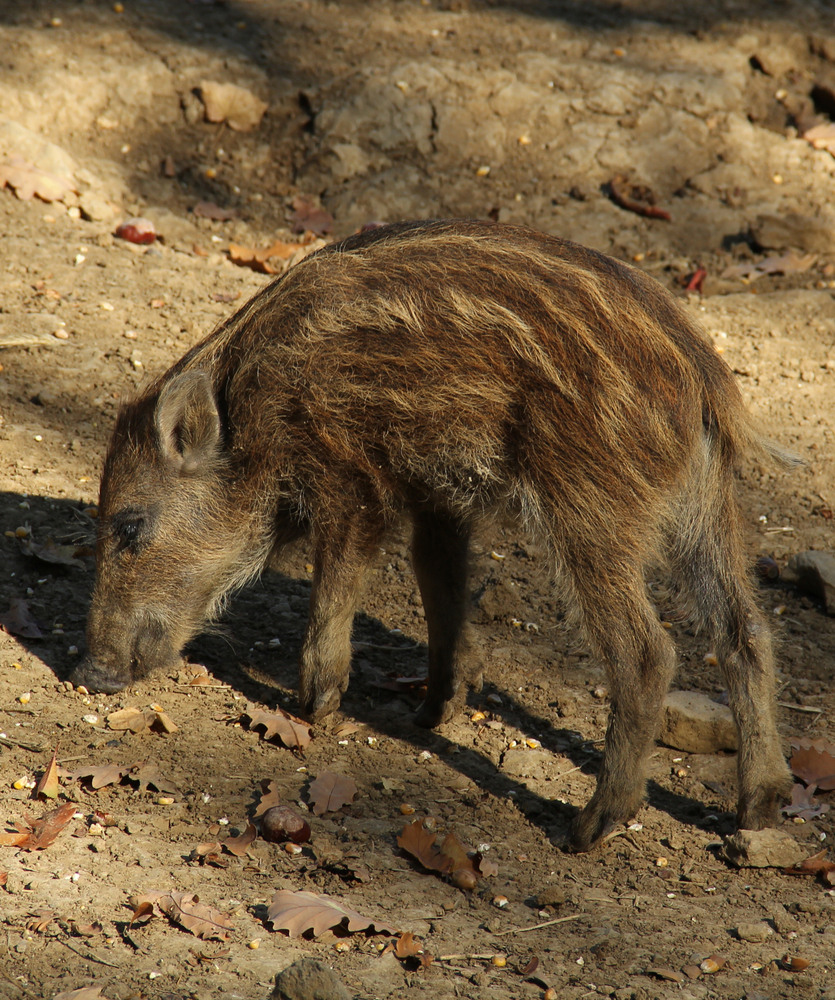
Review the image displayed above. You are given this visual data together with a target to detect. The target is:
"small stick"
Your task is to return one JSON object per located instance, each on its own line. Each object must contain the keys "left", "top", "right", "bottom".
{"left": 437, "top": 952, "right": 503, "bottom": 962}
{"left": 56, "top": 937, "right": 122, "bottom": 968}
{"left": 778, "top": 702, "right": 824, "bottom": 714}
{"left": 494, "top": 912, "right": 583, "bottom": 936}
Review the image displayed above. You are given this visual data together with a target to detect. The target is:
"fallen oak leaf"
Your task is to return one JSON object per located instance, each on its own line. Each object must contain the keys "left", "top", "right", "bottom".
{"left": 53, "top": 989, "right": 112, "bottom": 1000}
{"left": 125, "top": 763, "right": 180, "bottom": 795}
{"left": 0, "top": 156, "right": 76, "bottom": 202}
{"left": 308, "top": 771, "right": 357, "bottom": 816}
{"left": 782, "top": 783, "right": 830, "bottom": 820}
{"left": 19, "top": 536, "right": 90, "bottom": 568}
{"left": 394, "top": 931, "right": 425, "bottom": 959}
{"left": 26, "top": 908, "right": 57, "bottom": 933}
{"left": 244, "top": 704, "right": 312, "bottom": 750}
{"left": 107, "top": 707, "right": 177, "bottom": 734}
{"left": 254, "top": 778, "right": 282, "bottom": 817}
{"left": 220, "top": 822, "right": 257, "bottom": 857}
{"left": 266, "top": 889, "right": 397, "bottom": 937}
{"left": 439, "top": 831, "right": 479, "bottom": 891}
{"left": 0, "top": 598, "right": 44, "bottom": 639}
{"left": 0, "top": 802, "right": 77, "bottom": 851}
{"left": 128, "top": 890, "right": 234, "bottom": 941}
{"left": 790, "top": 738, "right": 835, "bottom": 790}
{"left": 67, "top": 764, "right": 129, "bottom": 790}
{"left": 398, "top": 819, "right": 452, "bottom": 875}
{"left": 228, "top": 239, "right": 310, "bottom": 275}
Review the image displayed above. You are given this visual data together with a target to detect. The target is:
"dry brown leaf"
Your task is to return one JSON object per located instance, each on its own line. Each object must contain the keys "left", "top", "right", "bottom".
{"left": 0, "top": 802, "right": 77, "bottom": 851}
{"left": 394, "top": 931, "right": 425, "bottom": 958}
{"left": 783, "top": 849, "right": 835, "bottom": 882}
{"left": 36, "top": 747, "right": 60, "bottom": 800}
{"left": 790, "top": 738, "right": 835, "bottom": 790}
{"left": 266, "top": 889, "right": 397, "bottom": 937}
{"left": 229, "top": 240, "right": 307, "bottom": 275}
{"left": 129, "top": 890, "right": 234, "bottom": 941}
{"left": 126, "top": 763, "right": 179, "bottom": 794}
{"left": 0, "top": 871, "right": 8, "bottom": 889}
{"left": 397, "top": 820, "right": 451, "bottom": 875}
{"left": 290, "top": 195, "right": 334, "bottom": 236}
{"left": 199, "top": 80, "right": 268, "bottom": 131}
{"left": 19, "top": 536, "right": 89, "bottom": 568}
{"left": 254, "top": 778, "right": 282, "bottom": 817}
{"left": 220, "top": 823, "right": 257, "bottom": 857}
{"left": 53, "top": 988, "right": 111, "bottom": 1000}
{"left": 68, "top": 764, "right": 128, "bottom": 790}
{"left": 0, "top": 598, "right": 44, "bottom": 639}
{"left": 782, "top": 783, "right": 830, "bottom": 820}
{"left": 308, "top": 771, "right": 357, "bottom": 816}
{"left": 0, "top": 156, "right": 76, "bottom": 202}
{"left": 107, "top": 707, "right": 177, "bottom": 734}
{"left": 69, "top": 920, "right": 103, "bottom": 937}
{"left": 722, "top": 252, "right": 816, "bottom": 282}
{"left": 26, "top": 909, "right": 57, "bottom": 933}
{"left": 245, "top": 705, "right": 312, "bottom": 749}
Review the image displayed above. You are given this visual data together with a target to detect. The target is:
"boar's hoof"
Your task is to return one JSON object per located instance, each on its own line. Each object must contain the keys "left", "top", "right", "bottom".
{"left": 68, "top": 659, "right": 131, "bottom": 695}
{"left": 414, "top": 698, "right": 456, "bottom": 729}
{"left": 303, "top": 687, "right": 343, "bottom": 722}
{"left": 568, "top": 805, "right": 622, "bottom": 853}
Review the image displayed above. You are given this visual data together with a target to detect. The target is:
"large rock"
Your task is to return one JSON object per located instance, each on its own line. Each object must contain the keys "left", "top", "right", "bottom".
{"left": 723, "top": 828, "right": 806, "bottom": 868}
{"left": 660, "top": 690, "right": 738, "bottom": 753}
{"left": 271, "top": 958, "right": 350, "bottom": 1000}
{"left": 785, "top": 550, "right": 835, "bottom": 614}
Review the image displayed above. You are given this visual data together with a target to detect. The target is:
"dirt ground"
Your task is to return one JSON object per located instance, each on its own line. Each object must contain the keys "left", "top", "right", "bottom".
{"left": 1, "top": 1, "right": 835, "bottom": 998}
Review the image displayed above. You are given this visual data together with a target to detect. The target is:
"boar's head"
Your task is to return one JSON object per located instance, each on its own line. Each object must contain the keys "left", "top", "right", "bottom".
{"left": 73, "top": 369, "right": 267, "bottom": 693}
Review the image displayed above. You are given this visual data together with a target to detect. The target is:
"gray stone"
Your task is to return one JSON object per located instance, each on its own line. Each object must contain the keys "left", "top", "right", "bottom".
{"left": 736, "top": 920, "right": 773, "bottom": 943}
{"left": 723, "top": 828, "right": 806, "bottom": 869}
{"left": 785, "top": 550, "right": 835, "bottom": 614}
{"left": 272, "top": 958, "right": 350, "bottom": 1000}
{"left": 660, "top": 690, "right": 738, "bottom": 753}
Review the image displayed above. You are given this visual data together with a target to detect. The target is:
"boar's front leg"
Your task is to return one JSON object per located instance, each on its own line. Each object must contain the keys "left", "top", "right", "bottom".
{"left": 299, "top": 510, "right": 383, "bottom": 721}
{"left": 410, "top": 510, "right": 477, "bottom": 728}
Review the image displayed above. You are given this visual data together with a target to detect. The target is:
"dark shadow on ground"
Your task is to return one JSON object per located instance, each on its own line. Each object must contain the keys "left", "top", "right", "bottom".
{"left": 0, "top": 487, "right": 737, "bottom": 847}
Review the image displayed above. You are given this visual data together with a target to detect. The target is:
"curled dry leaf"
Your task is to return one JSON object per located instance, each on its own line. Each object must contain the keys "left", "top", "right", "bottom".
{"left": 397, "top": 820, "right": 480, "bottom": 888}
{"left": 308, "top": 771, "right": 357, "bottom": 816}
{"left": 254, "top": 778, "right": 282, "bottom": 817}
{"left": 228, "top": 238, "right": 320, "bottom": 275}
{"left": 0, "top": 802, "right": 77, "bottom": 851}
{"left": 26, "top": 909, "right": 57, "bottom": 933}
{"left": 36, "top": 747, "right": 60, "bottom": 800}
{"left": 19, "top": 536, "right": 90, "bottom": 568}
{"left": 128, "top": 890, "right": 234, "bottom": 941}
{"left": 790, "top": 738, "right": 835, "bottom": 790}
{"left": 220, "top": 822, "right": 257, "bottom": 857}
{"left": 266, "top": 889, "right": 397, "bottom": 937}
{"left": 245, "top": 705, "right": 312, "bottom": 750}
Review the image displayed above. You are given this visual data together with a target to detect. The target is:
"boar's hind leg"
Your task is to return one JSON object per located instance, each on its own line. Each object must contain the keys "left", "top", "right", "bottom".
{"left": 669, "top": 491, "right": 792, "bottom": 831}
{"left": 410, "top": 510, "right": 475, "bottom": 728}
{"left": 569, "top": 561, "right": 678, "bottom": 852}
{"left": 298, "top": 513, "right": 383, "bottom": 721}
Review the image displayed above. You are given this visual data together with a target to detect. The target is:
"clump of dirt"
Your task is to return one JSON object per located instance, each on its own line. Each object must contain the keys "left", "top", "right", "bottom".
{"left": 0, "top": 2, "right": 833, "bottom": 999}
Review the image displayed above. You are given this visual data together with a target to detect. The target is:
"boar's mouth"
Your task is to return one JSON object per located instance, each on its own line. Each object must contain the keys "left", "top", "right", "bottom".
{"left": 75, "top": 613, "right": 183, "bottom": 693}
{"left": 70, "top": 655, "right": 132, "bottom": 694}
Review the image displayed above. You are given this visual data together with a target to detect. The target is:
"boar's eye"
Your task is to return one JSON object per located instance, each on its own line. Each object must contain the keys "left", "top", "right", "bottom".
{"left": 112, "top": 513, "right": 145, "bottom": 552}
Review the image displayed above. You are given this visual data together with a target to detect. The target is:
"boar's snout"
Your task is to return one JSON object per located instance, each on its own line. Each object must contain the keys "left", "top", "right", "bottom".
{"left": 69, "top": 655, "right": 131, "bottom": 695}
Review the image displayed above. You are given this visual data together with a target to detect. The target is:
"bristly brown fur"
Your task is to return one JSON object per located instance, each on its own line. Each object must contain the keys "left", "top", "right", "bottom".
{"left": 78, "top": 219, "right": 792, "bottom": 850}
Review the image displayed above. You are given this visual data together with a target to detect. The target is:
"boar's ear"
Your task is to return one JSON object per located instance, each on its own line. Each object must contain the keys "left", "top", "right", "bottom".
{"left": 154, "top": 370, "right": 222, "bottom": 475}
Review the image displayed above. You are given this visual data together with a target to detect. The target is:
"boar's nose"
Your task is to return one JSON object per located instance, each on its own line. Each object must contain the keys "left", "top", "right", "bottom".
{"left": 68, "top": 656, "right": 131, "bottom": 695}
